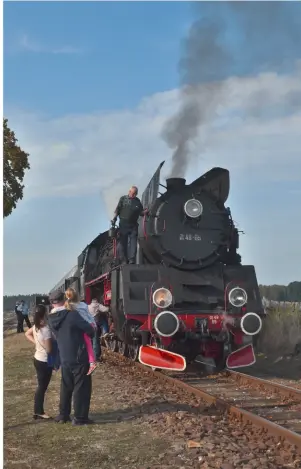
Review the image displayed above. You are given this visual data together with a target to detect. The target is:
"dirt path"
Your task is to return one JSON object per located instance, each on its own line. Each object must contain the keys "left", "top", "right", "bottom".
{"left": 4, "top": 332, "right": 300, "bottom": 469}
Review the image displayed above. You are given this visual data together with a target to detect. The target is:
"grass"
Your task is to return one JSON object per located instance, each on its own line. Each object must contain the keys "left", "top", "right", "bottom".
{"left": 3, "top": 331, "right": 170, "bottom": 469}
{"left": 258, "top": 306, "right": 301, "bottom": 356}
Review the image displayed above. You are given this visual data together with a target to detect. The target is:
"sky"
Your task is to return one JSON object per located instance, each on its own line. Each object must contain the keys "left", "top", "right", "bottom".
{"left": 3, "top": 1, "right": 301, "bottom": 295}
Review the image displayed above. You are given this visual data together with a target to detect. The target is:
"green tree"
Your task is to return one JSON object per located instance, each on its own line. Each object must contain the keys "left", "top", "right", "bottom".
{"left": 259, "top": 281, "right": 301, "bottom": 302}
{"left": 3, "top": 118, "right": 30, "bottom": 218}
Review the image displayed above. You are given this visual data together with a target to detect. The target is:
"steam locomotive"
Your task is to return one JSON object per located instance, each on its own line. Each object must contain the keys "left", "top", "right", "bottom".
{"left": 49, "top": 162, "right": 264, "bottom": 371}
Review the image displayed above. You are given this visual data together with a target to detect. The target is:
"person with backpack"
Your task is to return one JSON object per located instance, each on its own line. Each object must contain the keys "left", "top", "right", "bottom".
{"left": 25, "top": 304, "right": 55, "bottom": 420}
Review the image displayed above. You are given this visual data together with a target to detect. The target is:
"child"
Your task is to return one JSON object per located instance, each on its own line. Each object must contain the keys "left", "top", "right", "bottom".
{"left": 64, "top": 288, "right": 97, "bottom": 376}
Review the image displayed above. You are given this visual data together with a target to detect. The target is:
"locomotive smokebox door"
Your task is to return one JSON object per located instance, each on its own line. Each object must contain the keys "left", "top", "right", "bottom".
{"left": 139, "top": 184, "right": 231, "bottom": 270}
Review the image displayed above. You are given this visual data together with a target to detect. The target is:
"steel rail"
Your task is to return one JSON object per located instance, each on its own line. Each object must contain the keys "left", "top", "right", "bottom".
{"left": 228, "top": 370, "right": 301, "bottom": 401}
{"left": 138, "top": 364, "right": 301, "bottom": 451}
{"left": 105, "top": 350, "right": 301, "bottom": 452}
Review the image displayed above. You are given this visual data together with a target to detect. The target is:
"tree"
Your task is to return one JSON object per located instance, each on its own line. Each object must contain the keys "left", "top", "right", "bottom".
{"left": 3, "top": 118, "right": 30, "bottom": 218}
{"left": 259, "top": 281, "right": 301, "bottom": 302}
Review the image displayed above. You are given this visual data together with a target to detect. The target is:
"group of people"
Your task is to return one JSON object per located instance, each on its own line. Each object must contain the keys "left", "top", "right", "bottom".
{"left": 15, "top": 300, "right": 32, "bottom": 332}
{"left": 21, "top": 184, "right": 146, "bottom": 424}
{"left": 25, "top": 288, "right": 110, "bottom": 425}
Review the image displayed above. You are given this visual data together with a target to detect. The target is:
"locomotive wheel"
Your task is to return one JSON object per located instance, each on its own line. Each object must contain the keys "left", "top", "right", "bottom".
{"left": 128, "top": 343, "right": 140, "bottom": 362}
{"left": 118, "top": 341, "right": 128, "bottom": 357}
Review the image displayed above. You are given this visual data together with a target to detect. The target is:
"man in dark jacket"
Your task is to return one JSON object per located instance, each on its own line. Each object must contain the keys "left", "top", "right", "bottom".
{"left": 15, "top": 301, "right": 24, "bottom": 333}
{"left": 112, "top": 185, "right": 147, "bottom": 264}
{"left": 48, "top": 290, "right": 95, "bottom": 425}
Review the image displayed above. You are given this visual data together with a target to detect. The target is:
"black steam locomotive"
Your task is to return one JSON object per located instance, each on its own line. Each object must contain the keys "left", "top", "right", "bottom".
{"left": 49, "top": 162, "right": 264, "bottom": 371}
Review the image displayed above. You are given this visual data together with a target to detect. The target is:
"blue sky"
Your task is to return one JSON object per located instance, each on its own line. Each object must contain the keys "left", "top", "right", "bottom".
{"left": 4, "top": 2, "right": 193, "bottom": 113}
{"left": 4, "top": 1, "right": 301, "bottom": 295}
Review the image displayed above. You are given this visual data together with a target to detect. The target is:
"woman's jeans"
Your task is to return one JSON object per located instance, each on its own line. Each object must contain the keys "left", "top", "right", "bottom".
{"left": 34, "top": 358, "right": 52, "bottom": 415}
{"left": 92, "top": 318, "right": 109, "bottom": 360}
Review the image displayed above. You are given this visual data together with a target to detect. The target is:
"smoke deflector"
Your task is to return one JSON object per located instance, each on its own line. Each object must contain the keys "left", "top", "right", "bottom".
{"left": 139, "top": 345, "right": 186, "bottom": 371}
{"left": 226, "top": 344, "right": 256, "bottom": 369}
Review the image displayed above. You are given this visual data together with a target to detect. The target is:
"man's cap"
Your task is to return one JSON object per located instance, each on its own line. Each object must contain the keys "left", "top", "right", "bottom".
{"left": 49, "top": 290, "right": 65, "bottom": 303}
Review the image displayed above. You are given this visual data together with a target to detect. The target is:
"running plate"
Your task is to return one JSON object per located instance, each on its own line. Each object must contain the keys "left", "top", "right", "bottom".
{"left": 138, "top": 345, "right": 186, "bottom": 371}
{"left": 226, "top": 344, "right": 256, "bottom": 369}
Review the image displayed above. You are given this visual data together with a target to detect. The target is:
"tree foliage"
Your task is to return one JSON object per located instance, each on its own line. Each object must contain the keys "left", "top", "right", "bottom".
{"left": 259, "top": 281, "right": 301, "bottom": 302}
{"left": 3, "top": 294, "right": 46, "bottom": 312}
{"left": 3, "top": 118, "right": 30, "bottom": 218}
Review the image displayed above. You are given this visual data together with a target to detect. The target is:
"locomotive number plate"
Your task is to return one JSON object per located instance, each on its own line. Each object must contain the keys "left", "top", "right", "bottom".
{"left": 179, "top": 233, "right": 202, "bottom": 241}
{"left": 208, "top": 315, "right": 222, "bottom": 326}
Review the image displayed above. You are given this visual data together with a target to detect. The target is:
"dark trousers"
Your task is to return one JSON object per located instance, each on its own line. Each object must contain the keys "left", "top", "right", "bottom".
{"left": 16, "top": 312, "right": 24, "bottom": 333}
{"left": 99, "top": 317, "right": 109, "bottom": 335}
{"left": 34, "top": 358, "right": 53, "bottom": 415}
{"left": 59, "top": 362, "right": 92, "bottom": 422}
{"left": 119, "top": 225, "right": 138, "bottom": 264}
{"left": 92, "top": 324, "right": 102, "bottom": 360}
{"left": 22, "top": 314, "right": 31, "bottom": 329}
{"left": 92, "top": 317, "right": 109, "bottom": 359}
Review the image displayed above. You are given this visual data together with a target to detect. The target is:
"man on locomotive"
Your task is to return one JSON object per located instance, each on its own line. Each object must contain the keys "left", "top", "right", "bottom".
{"left": 112, "top": 186, "right": 147, "bottom": 264}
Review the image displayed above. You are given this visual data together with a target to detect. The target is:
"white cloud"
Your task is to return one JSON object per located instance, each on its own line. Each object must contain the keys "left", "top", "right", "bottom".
{"left": 5, "top": 63, "right": 301, "bottom": 219}
{"left": 4, "top": 63, "right": 301, "bottom": 291}
{"left": 18, "top": 34, "right": 82, "bottom": 55}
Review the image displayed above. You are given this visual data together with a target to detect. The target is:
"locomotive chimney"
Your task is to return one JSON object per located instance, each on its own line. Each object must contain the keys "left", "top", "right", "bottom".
{"left": 166, "top": 177, "right": 186, "bottom": 191}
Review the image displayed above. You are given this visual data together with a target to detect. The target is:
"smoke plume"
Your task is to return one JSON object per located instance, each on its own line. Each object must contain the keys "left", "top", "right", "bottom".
{"left": 162, "top": 2, "right": 301, "bottom": 178}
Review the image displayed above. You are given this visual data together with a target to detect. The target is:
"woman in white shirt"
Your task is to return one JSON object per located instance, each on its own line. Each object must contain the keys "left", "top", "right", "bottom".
{"left": 25, "top": 304, "right": 53, "bottom": 420}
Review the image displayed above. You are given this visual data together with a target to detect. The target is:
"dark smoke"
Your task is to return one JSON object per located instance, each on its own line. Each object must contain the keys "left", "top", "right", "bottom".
{"left": 162, "top": 2, "right": 301, "bottom": 178}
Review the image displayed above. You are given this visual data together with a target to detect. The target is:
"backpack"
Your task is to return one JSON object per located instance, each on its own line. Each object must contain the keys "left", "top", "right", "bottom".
{"left": 47, "top": 338, "right": 61, "bottom": 371}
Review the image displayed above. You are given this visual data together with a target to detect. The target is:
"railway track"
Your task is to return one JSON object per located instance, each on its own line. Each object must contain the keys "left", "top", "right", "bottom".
{"left": 157, "top": 368, "right": 301, "bottom": 450}
{"left": 106, "top": 346, "right": 301, "bottom": 453}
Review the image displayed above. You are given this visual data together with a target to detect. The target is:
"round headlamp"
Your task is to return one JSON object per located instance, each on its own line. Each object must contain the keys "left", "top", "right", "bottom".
{"left": 184, "top": 199, "right": 203, "bottom": 218}
{"left": 152, "top": 288, "right": 172, "bottom": 309}
{"left": 228, "top": 287, "right": 248, "bottom": 307}
{"left": 154, "top": 311, "right": 180, "bottom": 337}
{"left": 241, "top": 312, "right": 262, "bottom": 336}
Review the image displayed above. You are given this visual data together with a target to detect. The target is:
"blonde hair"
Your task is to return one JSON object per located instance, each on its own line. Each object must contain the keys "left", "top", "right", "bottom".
{"left": 64, "top": 287, "right": 79, "bottom": 311}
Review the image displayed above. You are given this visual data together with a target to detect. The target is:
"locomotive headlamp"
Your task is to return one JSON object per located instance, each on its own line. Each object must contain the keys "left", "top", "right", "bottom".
{"left": 241, "top": 312, "right": 262, "bottom": 336}
{"left": 184, "top": 199, "right": 203, "bottom": 218}
{"left": 152, "top": 288, "right": 173, "bottom": 309}
{"left": 228, "top": 287, "right": 248, "bottom": 307}
{"left": 154, "top": 311, "right": 180, "bottom": 337}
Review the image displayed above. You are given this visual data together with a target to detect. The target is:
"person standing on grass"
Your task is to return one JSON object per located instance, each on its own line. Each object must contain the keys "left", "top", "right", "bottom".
{"left": 64, "top": 288, "right": 98, "bottom": 375}
{"left": 18, "top": 300, "right": 32, "bottom": 330}
{"left": 48, "top": 289, "right": 95, "bottom": 426}
{"left": 25, "top": 305, "right": 53, "bottom": 420}
{"left": 15, "top": 301, "right": 24, "bottom": 333}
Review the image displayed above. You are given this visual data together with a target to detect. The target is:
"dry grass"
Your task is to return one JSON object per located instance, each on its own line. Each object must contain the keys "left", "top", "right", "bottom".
{"left": 258, "top": 306, "right": 301, "bottom": 356}
{"left": 3, "top": 332, "right": 169, "bottom": 469}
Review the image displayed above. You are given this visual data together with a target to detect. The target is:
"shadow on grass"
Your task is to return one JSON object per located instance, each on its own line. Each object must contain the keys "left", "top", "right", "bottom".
{"left": 4, "top": 399, "right": 207, "bottom": 431}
